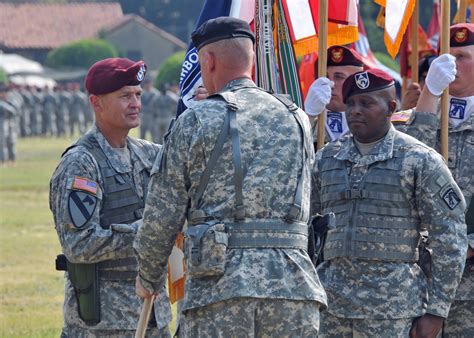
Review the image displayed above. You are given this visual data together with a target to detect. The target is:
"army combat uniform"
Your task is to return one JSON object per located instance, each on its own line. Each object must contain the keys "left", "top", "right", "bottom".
{"left": 312, "top": 126, "right": 468, "bottom": 337}
{"left": 135, "top": 78, "right": 327, "bottom": 337}
{"left": 50, "top": 125, "right": 171, "bottom": 337}
{"left": 397, "top": 97, "right": 474, "bottom": 337}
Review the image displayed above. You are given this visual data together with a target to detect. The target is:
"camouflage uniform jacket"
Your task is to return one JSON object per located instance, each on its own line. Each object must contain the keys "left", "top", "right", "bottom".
{"left": 397, "top": 104, "right": 473, "bottom": 301}
{"left": 312, "top": 126, "right": 467, "bottom": 319}
{"left": 49, "top": 125, "right": 171, "bottom": 331}
{"left": 135, "top": 78, "right": 328, "bottom": 312}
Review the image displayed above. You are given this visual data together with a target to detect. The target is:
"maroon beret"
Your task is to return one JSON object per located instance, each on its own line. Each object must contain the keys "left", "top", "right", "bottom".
{"left": 327, "top": 45, "right": 365, "bottom": 67}
{"left": 450, "top": 23, "right": 474, "bottom": 47}
{"left": 342, "top": 68, "right": 394, "bottom": 103}
{"left": 85, "top": 58, "right": 147, "bottom": 95}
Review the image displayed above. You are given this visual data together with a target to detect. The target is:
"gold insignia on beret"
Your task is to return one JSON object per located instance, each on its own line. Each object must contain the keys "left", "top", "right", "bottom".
{"left": 331, "top": 47, "right": 344, "bottom": 63}
{"left": 455, "top": 28, "right": 468, "bottom": 43}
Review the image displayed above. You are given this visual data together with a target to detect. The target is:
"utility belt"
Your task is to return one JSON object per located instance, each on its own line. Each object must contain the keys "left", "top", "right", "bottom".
{"left": 55, "top": 255, "right": 137, "bottom": 325}
{"left": 185, "top": 219, "right": 308, "bottom": 279}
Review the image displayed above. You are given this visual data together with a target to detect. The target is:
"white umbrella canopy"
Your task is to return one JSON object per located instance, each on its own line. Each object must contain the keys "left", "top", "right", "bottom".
{"left": 0, "top": 53, "right": 43, "bottom": 74}
{"left": 0, "top": 53, "right": 57, "bottom": 88}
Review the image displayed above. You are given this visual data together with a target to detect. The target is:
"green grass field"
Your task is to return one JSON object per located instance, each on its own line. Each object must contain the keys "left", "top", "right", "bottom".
{"left": 0, "top": 131, "right": 175, "bottom": 337}
{"left": 0, "top": 136, "right": 72, "bottom": 337}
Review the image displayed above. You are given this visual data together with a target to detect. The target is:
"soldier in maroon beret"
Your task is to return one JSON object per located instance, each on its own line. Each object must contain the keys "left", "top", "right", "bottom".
{"left": 401, "top": 22, "right": 474, "bottom": 338}
{"left": 304, "top": 45, "right": 365, "bottom": 143}
{"left": 313, "top": 67, "right": 467, "bottom": 337}
{"left": 50, "top": 57, "right": 172, "bottom": 337}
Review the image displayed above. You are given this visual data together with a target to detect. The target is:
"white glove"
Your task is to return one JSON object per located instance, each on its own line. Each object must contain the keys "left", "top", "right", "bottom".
{"left": 425, "top": 54, "right": 457, "bottom": 96}
{"left": 304, "top": 77, "right": 334, "bottom": 116}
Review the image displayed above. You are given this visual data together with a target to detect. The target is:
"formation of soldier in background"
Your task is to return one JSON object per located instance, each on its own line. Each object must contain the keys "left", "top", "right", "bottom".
{"left": 0, "top": 79, "right": 177, "bottom": 164}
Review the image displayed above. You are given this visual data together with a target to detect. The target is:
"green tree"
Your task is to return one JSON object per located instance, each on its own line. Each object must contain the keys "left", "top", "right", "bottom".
{"left": 45, "top": 38, "right": 118, "bottom": 69}
{"left": 154, "top": 50, "right": 185, "bottom": 89}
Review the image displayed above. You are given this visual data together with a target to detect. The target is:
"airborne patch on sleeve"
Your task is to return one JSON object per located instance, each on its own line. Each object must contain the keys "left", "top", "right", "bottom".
{"left": 441, "top": 187, "right": 462, "bottom": 210}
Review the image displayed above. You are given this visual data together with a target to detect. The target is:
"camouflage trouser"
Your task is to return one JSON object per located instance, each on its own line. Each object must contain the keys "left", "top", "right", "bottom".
{"left": 318, "top": 311, "right": 413, "bottom": 338}
{"left": 441, "top": 300, "right": 474, "bottom": 337}
{"left": 61, "top": 326, "right": 170, "bottom": 338}
{"left": 179, "top": 297, "right": 321, "bottom": 337}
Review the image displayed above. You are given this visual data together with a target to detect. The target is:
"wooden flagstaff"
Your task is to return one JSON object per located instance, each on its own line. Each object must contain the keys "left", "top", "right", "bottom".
{"left": 458, "top": 0, "right": 467, "bottom": 23}
{"left": 410, "top": 0, "right": 419, "bottom": 83}
{"left": 440, "top": 0, "right": 450, "bottom": 160}
{"left": 316, "top": 0, "right": 328, "bottom": 150}
{"left": 135, "top": 296, "right": 155, "bottom": 338}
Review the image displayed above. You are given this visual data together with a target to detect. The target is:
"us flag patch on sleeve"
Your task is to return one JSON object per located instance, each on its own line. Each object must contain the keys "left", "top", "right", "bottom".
{"left": 72, "top": 176, "right": 98, "bottom": 195}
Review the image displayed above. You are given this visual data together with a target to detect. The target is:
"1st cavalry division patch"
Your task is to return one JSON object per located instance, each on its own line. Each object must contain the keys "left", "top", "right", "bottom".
{"left": 68, "top": 177, "right": 98, "bottom": 228}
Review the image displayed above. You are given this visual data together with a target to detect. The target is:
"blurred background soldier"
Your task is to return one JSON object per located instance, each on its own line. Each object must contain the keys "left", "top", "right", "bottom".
{"left": 57, "top": 83, "right": 72, "bottom": 137}
{"left": 68, "top": 82, "right": 85, "bottom": 136}
{"left": 140, "top": 78, "right": 159, "bottom": 140}
{"left": 154, "top": 83, "right": 178, "bottom": 144}
{"left": 42, "top": 86, "right": 58, "bottom": 137}
{"left": 30, "top": 86, "right": 43, "bottom": 136}
{"left": 19, "top": 84, "right": 33, "bottom": 137}
{"left": 7, "top": 83, "right": 27, "bottom": 139}
{"left": 73, "top": 82, "right": 93, "bottom": 130}
{"left": 0, "top": 83, "right": 12, "bottom": 163}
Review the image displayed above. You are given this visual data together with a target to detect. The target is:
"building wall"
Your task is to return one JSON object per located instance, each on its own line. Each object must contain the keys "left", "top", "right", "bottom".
{"left": 104, "top": 21, "right": 185, "bottom": 71}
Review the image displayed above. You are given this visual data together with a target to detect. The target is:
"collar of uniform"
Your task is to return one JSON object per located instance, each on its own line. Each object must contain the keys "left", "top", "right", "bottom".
{"left": 335, "top": 125, "right": 396, "bottom": 166}
{"left": 220, "top": 77, "right": 256, "bottom": 92}
{"left": 92, "top": 124, "right": 133, "bottom": 173}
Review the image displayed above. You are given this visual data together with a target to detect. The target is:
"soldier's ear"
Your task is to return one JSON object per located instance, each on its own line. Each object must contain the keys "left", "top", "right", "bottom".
{"left": 89, "top": 95, "right": 102, "bottom": 113}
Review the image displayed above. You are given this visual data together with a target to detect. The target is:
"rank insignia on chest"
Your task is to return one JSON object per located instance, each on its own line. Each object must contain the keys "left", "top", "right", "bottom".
{"left": 442, "top": 187, "right": 461, "bottom": 210}
{"left": 449, "top": 98, "right": 466, "bottom": 120}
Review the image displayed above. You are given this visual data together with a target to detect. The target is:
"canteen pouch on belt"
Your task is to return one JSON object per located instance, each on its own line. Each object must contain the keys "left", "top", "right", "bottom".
{"left": 185, "top": 222, "right": 228, "bottom": 278}
{"left": 66, "top": 259, "right": 101, "bottom": 325}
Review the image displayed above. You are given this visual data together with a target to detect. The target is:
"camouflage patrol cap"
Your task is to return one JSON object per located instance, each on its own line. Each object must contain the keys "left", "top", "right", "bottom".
{"left": 342, "top": 68, "right": 394, "bottom": 103}
{"left": 450, "top": 23, "right": 474, "bottom": 47}
{"left": 191, "top": 16, "right": 255, "bottom": 51}
{"left": 327, "top": 45, "right": 365, "bottom": 67}
{"left": 85, "top": 58, "right": 147, "bottom": 95}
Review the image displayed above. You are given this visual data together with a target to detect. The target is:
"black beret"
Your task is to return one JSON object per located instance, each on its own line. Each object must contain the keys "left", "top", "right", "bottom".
{"left": 85, "top": 58, "right": 147, "bottom": 95}
{"left": 191, "top": 16, "right": 255, "bottom": 51}
{"left": 450, "top": 23, "right": 474, "bottom": 47}
{"left": 342, "top": 68, "right": 394, "bottom": 103}
{"left": 327, "top": 45, "right": 365, "bottom": 67}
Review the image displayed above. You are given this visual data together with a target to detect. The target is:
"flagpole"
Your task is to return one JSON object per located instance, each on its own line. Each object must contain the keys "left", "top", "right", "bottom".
{"left": 410, "top": 0, "right": 419, "bottom": 83}
{"left": 440, "top": 0, "right": 450, "bottom": 160}
{"left": 316, "top": 0, "right": 328, "bottom": 150}
{"left": 458, "top": 0, "right": 467, "bottom": 23}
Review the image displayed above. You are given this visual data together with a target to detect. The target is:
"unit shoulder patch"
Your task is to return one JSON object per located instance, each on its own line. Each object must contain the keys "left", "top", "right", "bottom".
{"left": 441, "top": 186, "right": 461, "bottom": 210}
{"left": 67, "top": 190, "right": 98, "bottom": 228}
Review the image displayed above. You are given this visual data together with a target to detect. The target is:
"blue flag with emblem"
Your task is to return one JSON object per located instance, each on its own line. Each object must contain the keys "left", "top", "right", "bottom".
{"left": 175, "top": 0, "right": 234, "bottom": 118}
